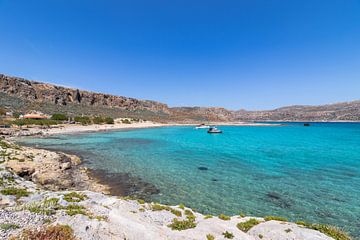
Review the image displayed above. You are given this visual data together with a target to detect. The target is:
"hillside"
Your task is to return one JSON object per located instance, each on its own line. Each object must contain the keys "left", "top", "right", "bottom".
{"left": 234, "top": 101, "right": 360, "bottom": 121}
{"left": 1, "top": 74, "right": 359, "bottom": 122}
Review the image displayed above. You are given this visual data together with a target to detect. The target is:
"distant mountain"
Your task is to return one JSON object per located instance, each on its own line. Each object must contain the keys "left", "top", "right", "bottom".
{"left": 234, "top": 101, "right": 360, "bottom": 121}
{"left": 1, "top": 74, "right": 359, "bottom": 122}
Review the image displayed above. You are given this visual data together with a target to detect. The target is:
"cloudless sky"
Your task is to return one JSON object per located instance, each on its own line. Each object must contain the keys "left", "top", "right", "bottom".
{"left": 0, "top": 0, "right": 359, "bottom": 110}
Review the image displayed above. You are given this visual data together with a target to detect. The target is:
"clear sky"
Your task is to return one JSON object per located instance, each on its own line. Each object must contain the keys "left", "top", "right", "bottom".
{"left": 0, "top": 0, "right": 359, "bottom": 110}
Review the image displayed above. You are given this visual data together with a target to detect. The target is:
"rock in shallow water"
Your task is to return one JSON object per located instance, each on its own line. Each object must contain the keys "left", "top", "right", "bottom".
{"left": 198, "top": 167, "right": 208, "bottom": 171}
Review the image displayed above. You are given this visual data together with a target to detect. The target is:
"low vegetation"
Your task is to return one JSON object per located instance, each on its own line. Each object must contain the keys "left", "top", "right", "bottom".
{"left": 0, "top": 223, "right": 20, "bottom": 231}
{"left": 10, "top": 224, "right": 76, "bottom": 240}
{"left": 222, "top": 231, "right": 234, "bottom": 239}
{"left": 0, "top": 140, "right": 13, "bottom": 149}
{"left": 184, "top": 209, "right": 194, "bottom": 216}
{"left": 204, "top": 214, "right": 213, "bottom": 219}
{"left": 11, "top": 119, "right": 60, "bottom": 126}
{"left": 137, "top": 199, "right": 145, "bottom": 204}
{"left": 218, "top": 213, "right": 231, "bottom": 221}
{"left": 74, "top": 116, "right": 91, "bottom": 125}
{"left": 206, "top": 234, "right": 215, "bottom": 240}
{"left": 92, "top": 116, "right": 114, "bottom": 124}
{"left": 63, "top": 192, "right": 88, "bottom": 202}
{"left": 0, "top": 187, "right": 30, "bottom": 199}
{"left": 151, "top": 203, "right": 182, "bottom": 217}
{"left": 296, "top": 221, "right": 351, "bottom": 240}
{"left": 178, "top": 203, "right": 185, "bottom": 210}
{"left": 168, "top": 218, "right": 197, "bottom": 231}
{"left": 51, "top": 113, "right": 68, "bottom": 121}
{"left": 121, "top": 119, "right": 132, "bottom": 124}
{"left": 64, "top": 204, "right": 87, "bottom": 216}
{"left": 264, "top": 216, "right": 288, "bottom": 221}
{"left": 19, "top": 198, "right": 60, "bottom": 215}
{"left": 237, "top": 218, "right": 261, "bottom": 232}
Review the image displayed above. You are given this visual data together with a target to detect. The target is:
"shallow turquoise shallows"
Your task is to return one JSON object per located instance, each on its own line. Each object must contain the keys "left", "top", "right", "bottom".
{"left": 19, "top": 123, "right": 360, "bottom": 237}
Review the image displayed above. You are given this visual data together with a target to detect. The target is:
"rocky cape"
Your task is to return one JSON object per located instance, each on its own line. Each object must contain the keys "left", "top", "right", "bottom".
{"left": 1, "top": 73, "right": 359, "bottom": 122}
{"left": 0, "top": 139, "right": 350, "bottom": 240}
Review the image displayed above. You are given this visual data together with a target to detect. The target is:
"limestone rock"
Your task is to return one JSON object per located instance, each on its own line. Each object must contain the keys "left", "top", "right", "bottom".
{"left": 247, "top": 220, "right": 334, "bottom": 240}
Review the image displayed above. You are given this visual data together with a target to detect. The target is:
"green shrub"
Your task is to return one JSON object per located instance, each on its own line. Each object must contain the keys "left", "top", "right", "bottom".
{"left": 264, "top": 216, "right": 288, "bottom": 222}
{"left": 121, "top": 119, "right": 131, "bottom": 124}
{"left": 184, "top": 209, "right": 194, "bottom": 216}
{"left": 74, "top": 116, "right": 91, "bottom": 125}
{"left": 204, "top": 214, "right": 213, "bottom": 219}
{"left": 64, "top": 204, "right": 87, "bottom": 216}
{"left": 104, "top": 117, "right": 114, "bottom": 124}
{"left": 137, "top": 199, "right": 145, "bottom": 204}
{"left": 151, "top": 204, "right": 182, "bottom": 217}
{"left": 20, "top": 198, "right": 61, "bottom": 215}
{"left": 1, "top": 187, "right": 30, "bottom": 199}
{"left": 92, "top": 116, "right": 104, "bottom": 124}
{"left": 0, "top": 223, "right": 20, "bottom": 230}
{"left": 178, "top": 203, "right": 185, "bottom": 210}
{"left": 63, "top": 192, "right": 88, "bottom": 202}
{"left": 171, "top": 209, "right": 182, "bottom": 217}
{"left": 168, "top": 218, "right": 196, "bottom": 231}
{"left": 237, "top": 218, "right": 261, "bottom": 232}
{"left": 222, "top": 231, "right": 234, "bottom": 239}
{"left": 296, "top": 221, "right": 351, "bottom": 240}
{"left": 12, "top": 119, "right": 59, "bottom": 126}
{"left": 206, "top": 234, "right": 215, "bottom": 240}
{"left": 51, "top": 113, "right": 68, "bottom": 121}
{"left": 218, "top": 214, "right": 231, "bottom": 221}
{"left": 13, "top": 112, "right": 21, "bottom": 119}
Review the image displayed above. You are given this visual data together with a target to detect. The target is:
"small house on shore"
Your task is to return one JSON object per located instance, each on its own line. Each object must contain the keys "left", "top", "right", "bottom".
{"left": 23, "top": 114, "right": 49, "bottom": 120}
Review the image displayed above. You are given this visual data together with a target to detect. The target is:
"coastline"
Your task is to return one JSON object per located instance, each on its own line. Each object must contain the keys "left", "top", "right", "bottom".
{"left": 3, "top": 121, "right": 281, "bottom": 139}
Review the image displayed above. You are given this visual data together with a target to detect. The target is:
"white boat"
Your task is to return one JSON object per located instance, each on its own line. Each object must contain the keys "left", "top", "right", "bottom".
{"left": 207, "top": 127, "right": 222, "bottom": 134}
{"left": 195, "top": 124, "right": 211, "bottom": 129}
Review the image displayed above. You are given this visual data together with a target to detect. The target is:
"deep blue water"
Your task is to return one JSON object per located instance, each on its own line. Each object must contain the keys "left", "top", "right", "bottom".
{"left": 19, "top": 123, "right": 360, "bottom": 237}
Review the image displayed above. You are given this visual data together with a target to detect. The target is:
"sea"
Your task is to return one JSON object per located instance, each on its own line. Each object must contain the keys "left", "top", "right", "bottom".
{"left": 18, "top": 122, "right": 360, "bottom": 237}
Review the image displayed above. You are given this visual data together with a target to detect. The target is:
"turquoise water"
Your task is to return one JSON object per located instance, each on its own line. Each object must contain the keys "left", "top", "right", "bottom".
{"left": 19, "top": 123, "right": 360, "bottom": 237}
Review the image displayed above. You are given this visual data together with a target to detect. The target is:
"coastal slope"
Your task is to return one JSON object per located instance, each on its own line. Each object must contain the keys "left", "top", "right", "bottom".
{"left": 1, "top": 73, "right": 359, "bottom": 121}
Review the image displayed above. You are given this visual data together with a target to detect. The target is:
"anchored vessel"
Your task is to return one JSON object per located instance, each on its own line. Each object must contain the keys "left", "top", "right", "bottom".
{"left": 195, "top": 124, "right": 211, "bottom": 129}
{"left": 207, "top": 127, "right": 222, "bottom": 134}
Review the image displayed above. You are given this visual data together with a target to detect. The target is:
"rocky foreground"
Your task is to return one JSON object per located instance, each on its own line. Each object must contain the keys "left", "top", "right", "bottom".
{"left": 0, "top": 139, "right": 351, "bottom": 240}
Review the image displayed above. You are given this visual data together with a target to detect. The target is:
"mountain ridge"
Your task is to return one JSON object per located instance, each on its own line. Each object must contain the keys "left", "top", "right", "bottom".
{"left": 1, "top": 73, "right": 359, "bottom": 122}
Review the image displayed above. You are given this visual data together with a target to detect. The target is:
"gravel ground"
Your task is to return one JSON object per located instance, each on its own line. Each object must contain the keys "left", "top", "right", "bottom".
{"left": 0, "top": 209, "right": 50, "bottom": 240}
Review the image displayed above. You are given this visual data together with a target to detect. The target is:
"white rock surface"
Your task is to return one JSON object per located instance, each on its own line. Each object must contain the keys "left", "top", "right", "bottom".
{"left": 248, "top": 220, "right": 334, "bottom": 240}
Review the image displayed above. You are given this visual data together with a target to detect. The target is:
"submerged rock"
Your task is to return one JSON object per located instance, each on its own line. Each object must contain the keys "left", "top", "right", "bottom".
{"left": 198, "top": 167, "right": 208, "bottom": 171}
{"left": 266, "top": 192, "right": 292, "bottom": 209}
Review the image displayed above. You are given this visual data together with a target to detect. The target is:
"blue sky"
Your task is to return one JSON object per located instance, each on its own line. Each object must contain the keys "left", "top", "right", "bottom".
{"left": 0, "top": 0, "right": 359, "bottom": 110}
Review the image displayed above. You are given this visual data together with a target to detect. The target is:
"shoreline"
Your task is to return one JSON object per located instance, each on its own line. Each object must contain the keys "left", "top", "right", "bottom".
{"left": 2, "top": 120, "right": 282, "bottom": 139}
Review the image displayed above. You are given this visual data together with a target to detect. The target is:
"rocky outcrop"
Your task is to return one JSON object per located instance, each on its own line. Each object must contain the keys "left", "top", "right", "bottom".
{"left": 1, "top": 140, "right": 106, "bottom": 193}
{"left": 0, "top": 74, "right": 169, "bottom": 114}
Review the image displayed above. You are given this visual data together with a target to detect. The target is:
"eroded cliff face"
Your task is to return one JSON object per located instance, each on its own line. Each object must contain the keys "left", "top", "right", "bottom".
{"left": 0, "top": 74, "right": 169, "bottom": 113}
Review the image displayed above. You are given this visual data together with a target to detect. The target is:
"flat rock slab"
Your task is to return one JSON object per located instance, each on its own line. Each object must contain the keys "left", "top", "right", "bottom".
{"left": 248, "top": 220, "right": 333, "bottom": 240}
